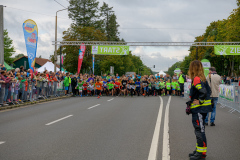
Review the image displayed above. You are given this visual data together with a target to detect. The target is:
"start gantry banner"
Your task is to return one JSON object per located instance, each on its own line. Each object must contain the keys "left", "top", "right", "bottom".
{"left": 214, "top": 45, "right": 240, "bottom": 55}
{"left": 92, "top": 45, "right": 129, "bottom": 55}
{"left": 22, "top": 19, "right": 38, "bottom": 71}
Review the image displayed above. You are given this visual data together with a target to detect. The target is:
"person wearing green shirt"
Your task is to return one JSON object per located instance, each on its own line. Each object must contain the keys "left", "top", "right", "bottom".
{"left": 107, "top": 81, "right": 114, "bottom": 96}
{"left": 76, "top": 80, "right": 84, "bottom": 96}
{"left": 166, "top": 79, "right": 171, "bottom": 96}
{"left": 171, "top": 79, "right": 177, "bottom": 96}
{"left": 64, "top": 73, "right": 70, "bottom": 95}
{"left": 159, "top": 79, "right": 165, "bottom": 96}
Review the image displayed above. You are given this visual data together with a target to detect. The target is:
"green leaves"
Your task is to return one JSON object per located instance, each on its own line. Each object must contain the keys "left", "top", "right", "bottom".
{"left": 4, "top": 29, "right": 15, "bottom": 65}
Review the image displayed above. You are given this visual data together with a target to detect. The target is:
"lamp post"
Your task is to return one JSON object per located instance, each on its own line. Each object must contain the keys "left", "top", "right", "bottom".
{"left": 54, "top": 8, "right": 67, "bottom": 72}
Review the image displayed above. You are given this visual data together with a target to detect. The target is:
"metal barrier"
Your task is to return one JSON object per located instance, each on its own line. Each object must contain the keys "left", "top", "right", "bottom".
{"left": 0, "top": 80, "right": 66, "bottom": 106}
{"left": 184, "top": 82, "right": 240, "bottom": 113}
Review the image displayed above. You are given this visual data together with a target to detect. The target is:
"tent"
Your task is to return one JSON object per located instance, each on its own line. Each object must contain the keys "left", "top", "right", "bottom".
{"left": 4, "top": 61, "right": 15, "bottom": 71}
{"left": 38, "top": 61, "right": 60, "bottom": 72}
{"left": 155, "top": 70, "right": 166, "bottom": 77}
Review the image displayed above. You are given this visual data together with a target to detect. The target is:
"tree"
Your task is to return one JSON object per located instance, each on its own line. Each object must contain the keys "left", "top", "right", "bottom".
{"left": 4, "top": 29, "right": 15, "bottom": 64}
{"left": 13, "top": 53, "right": 25, "bottom": 61}
{"left": 68, "top": 0, "right": 101, "bottom": 29}
{"left": 62, "top": 25, "right": 107, "bottom": 73}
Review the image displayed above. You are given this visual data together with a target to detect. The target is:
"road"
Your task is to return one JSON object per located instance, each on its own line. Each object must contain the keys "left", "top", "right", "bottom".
{"left": 0, "top": 96, "right": 239, "bottom": 160}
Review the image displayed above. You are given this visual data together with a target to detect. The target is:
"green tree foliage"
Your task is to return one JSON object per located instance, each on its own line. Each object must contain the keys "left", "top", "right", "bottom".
{"left": 68, "top": 0, "right": 101, "bottom": 29}
{"left": 13, "top": 53, "right": 25, "bottom": 61}
{"left": 63, "top": 0, "right": 152, "bottom": 75}
{"left": 4, "top": 29, "right": 15, "bottom": 64}
{"left": 168, "top": 1, "right": 240, "bottom": 76}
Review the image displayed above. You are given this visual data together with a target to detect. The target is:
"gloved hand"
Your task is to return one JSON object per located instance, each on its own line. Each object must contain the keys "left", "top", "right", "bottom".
{"left": 186, "top": 101, "right": 192, "bottom": 115}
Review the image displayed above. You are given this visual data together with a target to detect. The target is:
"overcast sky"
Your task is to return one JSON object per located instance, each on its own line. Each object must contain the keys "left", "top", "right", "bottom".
{"left": 1, "top": 0, "right": 238, "bottom": 71}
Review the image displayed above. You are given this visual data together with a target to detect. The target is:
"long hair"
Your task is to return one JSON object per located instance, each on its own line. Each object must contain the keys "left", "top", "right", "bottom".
{"left": 188, "top": 60, "right": 206, "bottom": 82}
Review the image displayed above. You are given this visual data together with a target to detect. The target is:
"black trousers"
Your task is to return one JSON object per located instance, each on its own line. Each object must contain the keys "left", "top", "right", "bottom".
{"left": 192, "top": 113, "right": 208, "bottom": 156}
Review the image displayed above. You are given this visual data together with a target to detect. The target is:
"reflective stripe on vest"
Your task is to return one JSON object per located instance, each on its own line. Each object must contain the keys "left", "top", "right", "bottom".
{"left": 190, "top": 100, "right": 211, "bottom": 109}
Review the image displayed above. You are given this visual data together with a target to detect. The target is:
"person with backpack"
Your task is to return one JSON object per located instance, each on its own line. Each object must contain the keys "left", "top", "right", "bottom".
{"left": 187, "top": 60, "right": 213, "bottom": 160}
{"left": 178, "top": 70, "right": 186, "bottom": 97}
{"left": 204, "top": 67, "right": 222, "bottom": 126}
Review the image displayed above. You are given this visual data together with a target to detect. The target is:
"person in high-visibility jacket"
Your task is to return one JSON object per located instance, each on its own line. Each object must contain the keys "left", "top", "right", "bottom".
{"left": 188, "top": 60, "right": 213, "bottom": 160}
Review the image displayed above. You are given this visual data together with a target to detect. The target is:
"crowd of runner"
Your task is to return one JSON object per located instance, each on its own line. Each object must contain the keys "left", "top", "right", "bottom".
{"left": 0, "top": 64, "right": 187, "bottom": 105}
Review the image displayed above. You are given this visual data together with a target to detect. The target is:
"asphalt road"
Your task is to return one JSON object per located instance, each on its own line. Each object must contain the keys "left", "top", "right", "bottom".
{"left": 0, "top": 96, "right": 239, "bottom": 160}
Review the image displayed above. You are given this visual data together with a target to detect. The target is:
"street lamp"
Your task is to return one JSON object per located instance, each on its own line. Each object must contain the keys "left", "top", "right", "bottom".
{"left": 54, "top": 8, "right": 68, "bottom": 72}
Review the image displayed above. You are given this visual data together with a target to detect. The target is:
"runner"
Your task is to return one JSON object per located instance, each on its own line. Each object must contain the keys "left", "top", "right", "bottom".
{"left": 142, "top": 78, "right": 149, "bottom": 97}
{"left": 121, "top": 77, "right": 128, "bottom": 97}
{"left": 95, "top": 79, "right": 102, "bottom": 99}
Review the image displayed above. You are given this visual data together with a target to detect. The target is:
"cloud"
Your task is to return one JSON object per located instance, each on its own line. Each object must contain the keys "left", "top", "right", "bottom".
{"left": 2, "top": 0, "right": 238, "bottom": 69}
{"left": 132, "top": 46, "right": 181, "bottom": 71}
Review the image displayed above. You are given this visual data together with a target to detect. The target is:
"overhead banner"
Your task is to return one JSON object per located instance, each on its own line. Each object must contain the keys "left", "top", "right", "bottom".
{"left": 214, "top": 45, "right": 240, "bottom": 55}
{"left": 22, "top": 19, "right": 38, "bottom": 72}
{"left": 92, "top": 45, "right": 129, "bottom": 55}
{"left": 78, "top": 43, "right": 86, "bottom": 74}
{"left": 201, "top": 59, "right": 211, "bottom": 77}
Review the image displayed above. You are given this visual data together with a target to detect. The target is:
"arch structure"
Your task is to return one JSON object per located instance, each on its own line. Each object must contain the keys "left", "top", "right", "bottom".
{"left": 53, "top": 41, "right": 240, "bottom": 46}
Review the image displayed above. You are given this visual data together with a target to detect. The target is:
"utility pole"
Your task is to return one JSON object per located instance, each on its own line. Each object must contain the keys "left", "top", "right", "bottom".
{"left": 106, "top": 10, "right": 113, "bottom": 41}
{"left": 0, "top": 5, "right": 4, "bottom": 64}
{"left": 54, "top": 8, "right": 67, "bottom": 72}
{"left": 232, "top": 55, "right": 234, "bottom": 76}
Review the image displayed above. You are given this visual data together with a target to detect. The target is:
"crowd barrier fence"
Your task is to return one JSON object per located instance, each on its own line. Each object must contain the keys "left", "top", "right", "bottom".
{"left": 0, "top": 80, "right": 66, "bottom": 106}
{"left": 184, "top": 82, "right": 240, "bottom": 113}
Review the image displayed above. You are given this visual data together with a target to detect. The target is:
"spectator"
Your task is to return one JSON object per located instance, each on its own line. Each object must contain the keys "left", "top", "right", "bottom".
{"left": 205, "top": 67, "right": 222, "bottom": 126}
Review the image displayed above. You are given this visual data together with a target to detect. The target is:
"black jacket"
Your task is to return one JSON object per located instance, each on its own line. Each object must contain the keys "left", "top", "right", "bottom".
{"left": 189, "top": 77, "right": 213, "bottom": 114}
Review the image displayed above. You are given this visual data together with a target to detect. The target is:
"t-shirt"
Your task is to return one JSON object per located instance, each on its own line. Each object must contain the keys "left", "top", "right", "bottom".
{"left": 159, "top": 82, "right": 165, "bottom": 89}
{"left": 142, "top": 81, "right": 149, "bottom": 87}
{"left": 130, "top": 83, "right": 135, "bottom": 89}
{"left": 115, "top": 82, "right": 120, "bottom": 89}
{"left": 171, "top": 82, "right": 176, "bottom": 89}
{"left": 135, "top": 82, "right": 141, "bottom": 88}
{"left": 122, "top": 80, "right": 127, "bottom": 86}
{"left": 155, "top": 82, "right": 160, "bottom": 89}
{"left": 83, "top": 83, "right": 88, "bottom": 90}
{"left": 108, "top": 83, "right": 114, "bottom": 89}
{"left": 77, "top": 82, "right": 84, "bottom": 90}
{"left": 166, "top": 82, "right": 171, "bottom": 90}
{"left": 95, "top": 82, "right": 102, "bottom": 90}
{"left": 103, "top": 81, "right": 107, "bottom": 88}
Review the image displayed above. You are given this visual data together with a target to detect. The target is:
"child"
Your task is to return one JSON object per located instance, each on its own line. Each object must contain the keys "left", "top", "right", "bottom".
{"left": 135, "top": 79, "right": 141, "bottom": 96}
{"left": 171, "top": 79, "right": 176, "bottom": 96}
{"left": 107, "top": 81, "right": 114, "bottom": 96}
{"left": 89, "top": 81, "right": 95, "bottom": 96}
{"left": 130, "top": 79, "right": 135, "bottom": 97}
{"left": 95, "top": 79, "right": 102, "bottom": 99}
{"left": 142, "top": 78, "right": 149, "bottom": 97}
{"left": 155, "top": 79, "right": 160, "bottom": 96}
{"left": 114, "top": 79, "right": 121, "bottom": 96}
{"left": 166, "top": 79, "right": 171, "bottom": 96}
{"left": 83, "top": 81, "right": 88, "bottom": 96}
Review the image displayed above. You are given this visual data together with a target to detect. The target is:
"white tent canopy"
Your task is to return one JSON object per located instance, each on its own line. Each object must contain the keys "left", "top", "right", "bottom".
{"left": 38, "top": 61, "right": 60, "bottom": 73}
{"left": 155, "top": 70, "right": 166, "bottom": 77}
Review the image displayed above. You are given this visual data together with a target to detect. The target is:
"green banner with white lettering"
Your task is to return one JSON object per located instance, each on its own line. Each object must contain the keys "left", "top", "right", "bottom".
{"left": 214, "top": 45, "right": 240, "bottom": 55}
{"left": 92, "top": 45, "right": 129, "bottom": 55}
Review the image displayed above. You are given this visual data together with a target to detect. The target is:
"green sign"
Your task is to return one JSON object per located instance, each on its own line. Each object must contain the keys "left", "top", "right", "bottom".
{"left": 92, "top": 45, "right": 129, "bottom": 55}
{"left": 214, "top": 45, "right": 240, "bottom": 55}
{"left": 174, "top": 68, "right": 181, "bottom": 76}
{"left": 201, "top": 59, "right": 210, "bottom": 77}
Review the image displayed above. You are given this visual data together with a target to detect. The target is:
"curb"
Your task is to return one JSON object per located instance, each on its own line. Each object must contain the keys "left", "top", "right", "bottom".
{"left": 0, "top": 95, "right": 71, "bottom": 111}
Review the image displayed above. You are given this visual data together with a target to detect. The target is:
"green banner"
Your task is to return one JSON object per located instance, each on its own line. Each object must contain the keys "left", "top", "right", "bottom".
{"left": 92, "top": 45, "right": 129, "bottom": 55}
{"left": 174, "top": 68, "right": 181, "bottom": 76}
{"left": 201, "top": 59, "right": 210, "bottom": 77}
{"left": 214, "top": 45, "right": 240, "bottom": 55}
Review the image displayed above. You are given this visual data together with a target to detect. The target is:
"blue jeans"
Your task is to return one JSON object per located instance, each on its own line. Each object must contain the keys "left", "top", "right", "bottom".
{"left": 205, "top": 97, "right": 218, "bottom": 123}
{"left": 4, "top": 87, "right": 8, "bottom": 102}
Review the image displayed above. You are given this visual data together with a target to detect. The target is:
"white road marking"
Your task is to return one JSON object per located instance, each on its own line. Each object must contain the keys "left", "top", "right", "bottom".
{"left": 107, "top": 98, "right": 114, "bottom": 102}
{"left": 148, "top": 96, "right": 163, "bottom": 160}
{"left": 0, "top": 141, "right": 5, "bottom": 145}
{"left": 45, "top": 115, "right": 73, "bottom": 126}
{"left": 162, "top": 96, "right": 171, "bottom": 160}
{"left": 88, "top": 104, "right": 100, "bottom": 109}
